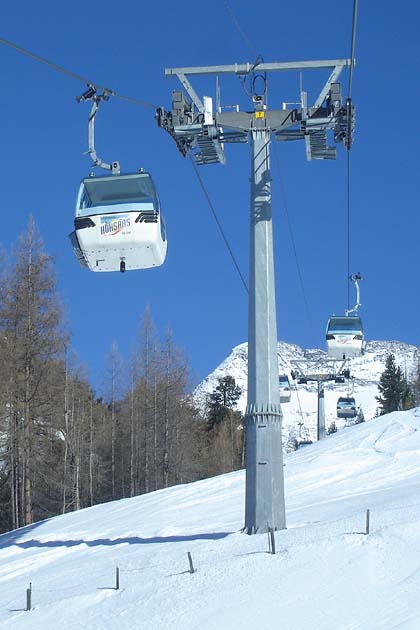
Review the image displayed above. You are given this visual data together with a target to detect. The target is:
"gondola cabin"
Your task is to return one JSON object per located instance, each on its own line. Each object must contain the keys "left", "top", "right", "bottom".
{"left": 326, "top": 316, "right": 365, "bottom": 359}
{"left": 336, "top": 396, "right": 357, "bottom": 419}
{"left": 279, "top": 374, "right": 291, "bottom": 403}
{"left": 69, "top": 172, "right": 167, "bottom": 272}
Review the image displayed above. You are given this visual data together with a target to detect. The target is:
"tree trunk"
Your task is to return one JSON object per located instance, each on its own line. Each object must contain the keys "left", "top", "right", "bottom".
{"left": 75, "top": 431, "right": 80, "bottom": 511}
{"left": 62, "top": 357, "right": 69, "bottom": 514}
{"left": 89, "top": 398, "right": 94, "bottom": 506}
{"left": 130, "top": 382, "right": 135, "bottom": 497}
{"left": 153, "top": 373, "right": 158, "bottom": 492}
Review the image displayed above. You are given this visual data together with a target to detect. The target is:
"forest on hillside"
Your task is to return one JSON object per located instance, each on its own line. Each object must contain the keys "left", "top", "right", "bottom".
{"left": 0, "top": 220, "right": 244, "bottom": 534}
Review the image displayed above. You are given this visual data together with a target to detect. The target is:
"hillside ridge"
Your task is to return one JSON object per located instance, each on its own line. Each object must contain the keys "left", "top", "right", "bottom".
{"left": 194, "top": 339, "right": 419, "bottom": 444}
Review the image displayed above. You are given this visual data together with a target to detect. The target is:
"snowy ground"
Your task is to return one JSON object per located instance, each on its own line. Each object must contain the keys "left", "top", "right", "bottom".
{"left": 2, "top": 408, "right": 420, "bottom": 628}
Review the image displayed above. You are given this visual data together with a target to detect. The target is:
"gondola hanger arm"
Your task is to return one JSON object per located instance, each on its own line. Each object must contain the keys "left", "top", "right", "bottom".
{"left": 77, "top": 85, "right": 120, "bottom": 174}
{"left": 345, "top": 272, "right": 363, "bottom": 316}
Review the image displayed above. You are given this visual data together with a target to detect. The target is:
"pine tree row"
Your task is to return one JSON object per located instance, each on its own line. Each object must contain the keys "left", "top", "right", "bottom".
{"left": 0, "top": 220, "right": 245, "bottom": 534}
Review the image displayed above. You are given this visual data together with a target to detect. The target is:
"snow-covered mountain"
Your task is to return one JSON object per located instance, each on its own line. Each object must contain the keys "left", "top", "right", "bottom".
{"left": 195, "top": 340, "right": 420, "bottom": 445}
{"left": 2, "top": 407, "right": 420, "bottom": 629}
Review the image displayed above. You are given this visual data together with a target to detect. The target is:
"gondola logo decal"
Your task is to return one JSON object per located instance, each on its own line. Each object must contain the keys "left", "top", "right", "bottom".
{"left": 100, "top": 215, "right": 131, "bottom": 236}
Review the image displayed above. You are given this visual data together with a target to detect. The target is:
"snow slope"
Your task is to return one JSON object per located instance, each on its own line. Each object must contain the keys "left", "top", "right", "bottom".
{"left": 2, "top": 408, "right": 420, "bottom": 628}
{"left": 195, "top": 340, "right": 420, "bottom": 444}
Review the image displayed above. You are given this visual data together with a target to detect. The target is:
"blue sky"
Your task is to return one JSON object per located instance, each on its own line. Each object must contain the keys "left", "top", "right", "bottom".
{"left": 1, "top": 1, "right": 418, "bottom": 393}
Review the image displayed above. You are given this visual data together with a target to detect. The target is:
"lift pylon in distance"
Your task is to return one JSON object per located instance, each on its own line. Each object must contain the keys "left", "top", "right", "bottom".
{"left": 70, "top": 87, "right": 167, "bottom": 273}
{"left": 292, "top": 356, "right": 351, "bottom": 442}
{"left": 158, "top": 58, "right": 356, "bottom": 534}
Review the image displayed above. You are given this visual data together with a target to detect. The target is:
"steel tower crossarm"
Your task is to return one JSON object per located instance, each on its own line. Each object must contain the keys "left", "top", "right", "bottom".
{"left": 164, "top": 59, "right": 351, "bottom": 77}
{"left": 159, "top": 59, "right": 354, "bottom": 163}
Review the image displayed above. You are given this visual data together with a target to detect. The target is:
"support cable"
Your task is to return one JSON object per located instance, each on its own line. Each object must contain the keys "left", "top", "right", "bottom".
{"left": 294, "top": 381, "right": 307, "bottom": 439}
{"left": 220, "top": 2, "right": 311, "bottom": 326}
{"left": 222, "top": 1, "right": 259, "bottom": 58}
{"left": 189, "top": 156, "right": 248, "bottom": 294}
{"left": 221, "top": 1, "right": 266, "bottom": 101}
{"left": 0, "top": 36, "right": 158, "bottom": 109}
{"left": 272, "top": 145, "right": 313, "bottom": 330}
{"left": 346, "top": 0, "right": 359, "bottom": 311}
{"left": 347, "top": 151, "right": 351, "bottom": 310}
{"left": 348, "top": 0, "right": 359, "bottom": 99}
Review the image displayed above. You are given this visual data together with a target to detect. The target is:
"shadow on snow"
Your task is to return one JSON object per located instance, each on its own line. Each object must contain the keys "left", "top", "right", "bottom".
{"left": 0, "top": 531, "right": 231, "bottom": 550}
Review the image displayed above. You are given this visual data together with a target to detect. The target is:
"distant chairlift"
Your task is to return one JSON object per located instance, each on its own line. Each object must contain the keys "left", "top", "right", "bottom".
{"left": 279, "top": 374, "right": 291, "bottom": 403}
{"left": 336, "top": 396, "right": 357, "bottom": 419}
{"left": 326, "top": 273, "right": 366, "bottom": 359}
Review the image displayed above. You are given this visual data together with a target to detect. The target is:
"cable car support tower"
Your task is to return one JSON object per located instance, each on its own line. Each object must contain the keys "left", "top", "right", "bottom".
{"left": 291, "top": 358, "right": 351, "bottom": 440}
{"left": 157, "top": 58, "right": 355, "bottom": 534}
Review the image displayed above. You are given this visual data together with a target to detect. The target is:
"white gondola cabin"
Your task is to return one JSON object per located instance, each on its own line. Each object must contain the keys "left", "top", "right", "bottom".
{"left": 326, "top": 315, "right": 365, "bottom": 359}
{"left": 336, "top": 396, "right": 357, "bottom": 419}
{"left": 279, "top": 374, "right": 291, "bottom": 403}
{"left": 69, "top": 172, "right": 167, "bottom": 272}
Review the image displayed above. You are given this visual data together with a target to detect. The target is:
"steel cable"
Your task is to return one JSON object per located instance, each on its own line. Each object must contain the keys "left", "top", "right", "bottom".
{"left": 348, "top": 0, "right": 359, "bottom": 99}
{"left": 189, "top": 156, "right": 248, "bottom": 294}
{"left": 221, "top": 1, "right": 313, "bottom": 329}
{"left": 0, "top": 36, "right": 158, "bottom": 109}
{"left": 346, "top": 0, "right": 359, "bottom": 311}
{"left": 222, "top": 1, "right": 258, "bottom": 58}
{"left": 272, "top": 145, "right": 313, "bottom": 330}
{"left": 347, "top": 151, "right": 351, "bottom": 311}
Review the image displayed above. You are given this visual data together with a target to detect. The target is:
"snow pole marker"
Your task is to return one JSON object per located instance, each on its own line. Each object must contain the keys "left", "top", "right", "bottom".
{"left": 269, "top": 528, "right": 276, "bottom": 555}
{"left": 365, "top": 509, "right": 370, "bottom": 535}
{"left": 115, "top": 566, "right": 120, "bottom": 590}
{"left": 187, "top": 552, "right": 195, "bottom": 574}
{"left": 26, "top": 582, "right": 32, "bottom": 611}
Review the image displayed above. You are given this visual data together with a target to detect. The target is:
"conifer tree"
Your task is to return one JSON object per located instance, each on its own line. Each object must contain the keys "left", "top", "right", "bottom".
{"left": 206, "top": 376, "right": 243, "bottom": 474}
{"left": 376, "top": 353, "right": 415, "bottom": 415}
{"left": 207, "top": 376, "right": 242, "bottom": 431}
{"left": 412, "top": 362, "right": 420, "bottom": 406}
{"left": 401, "top": 380, "right": 415, "bottom": 410}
